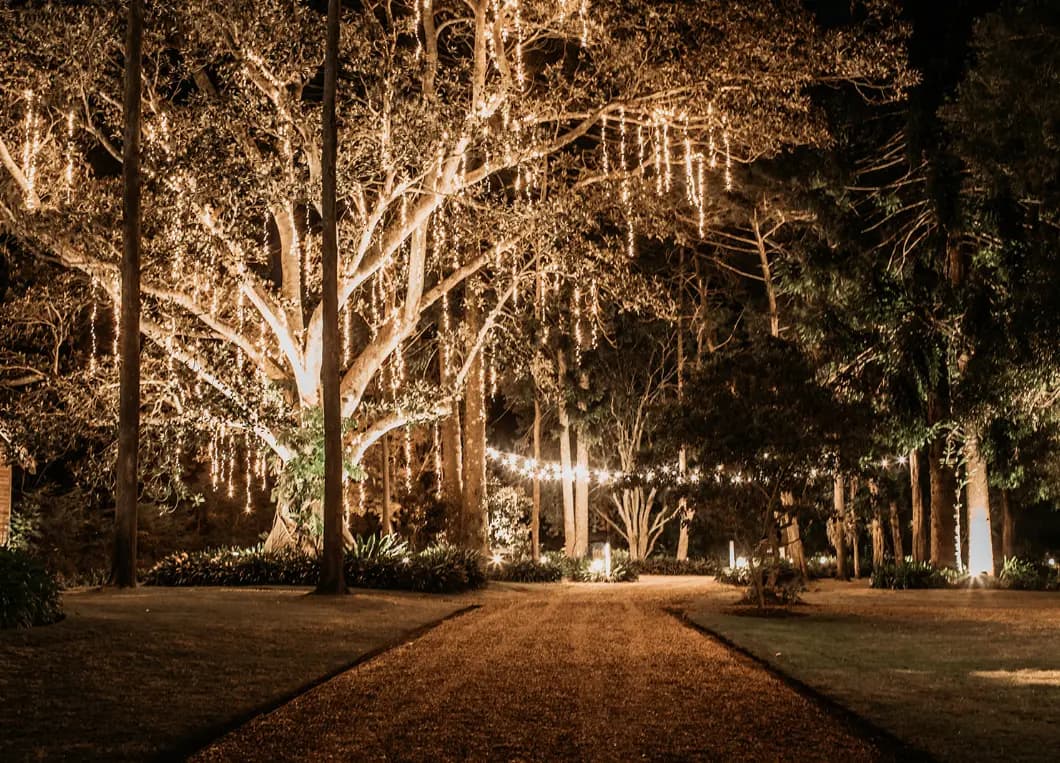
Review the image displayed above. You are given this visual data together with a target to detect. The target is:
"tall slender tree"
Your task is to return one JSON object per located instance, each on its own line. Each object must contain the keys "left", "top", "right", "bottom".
{"left": 317, "top": 0, "right": 345, "bottom": 594}
{"left": 112, "top": 0, "right": 143, "bottom": 588}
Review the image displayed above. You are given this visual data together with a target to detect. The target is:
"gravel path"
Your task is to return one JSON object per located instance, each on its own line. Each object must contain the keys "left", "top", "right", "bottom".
{"left": 197, "top": 580, "right": 883, "bottom": 762}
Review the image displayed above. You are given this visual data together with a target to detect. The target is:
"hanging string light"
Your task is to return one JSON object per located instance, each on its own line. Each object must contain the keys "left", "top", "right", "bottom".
{"left": 696, "top": 153, "right": 706, "bottom": 237}
{"left": 724, "top": 128, "right": 733, "bottom": 192}
{"left": 579, "top": 0, "right": 589, "bottom": 46}
{"left": 244, "top": 436, "right": 254, "bottom": 514}
{"left": 433, "top": 422, "right": 443, "bottom": 499}
{"left": 21, "top": 89, "right": 40, "bottom": 209}
{"left": 512, "top": 0, "right": 526, "bottom": 87}
{"left": 600, "top": 112, "right": 609, "bottom": 176}
{"left": 404, "top": 426, "right": 413, "bottom": 493}
{"left": 88, "top": 293, "right": 98, "bottom": 374}
{"left": 64, "top": 110, "right": 76, "bottom": 203}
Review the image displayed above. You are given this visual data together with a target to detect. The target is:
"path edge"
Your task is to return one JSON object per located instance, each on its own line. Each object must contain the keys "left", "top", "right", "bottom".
{"left": 666, "top": 607, "right": 935, "bottom": 763}
{"left": 160, "top": 603, "right": 481, "bottom": 762}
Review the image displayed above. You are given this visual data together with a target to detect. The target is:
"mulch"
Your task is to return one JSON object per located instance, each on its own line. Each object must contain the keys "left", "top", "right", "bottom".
{"left": 196, "top": 582, "right": 886, "bottom": 762}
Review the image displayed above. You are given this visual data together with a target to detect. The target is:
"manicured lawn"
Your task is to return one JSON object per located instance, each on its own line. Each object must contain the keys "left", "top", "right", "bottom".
{"left": 685, "top": 580, "right": 1060, "bottom": 762}
{"left": 0, "top": 586, "right": 475, "bottom": 761}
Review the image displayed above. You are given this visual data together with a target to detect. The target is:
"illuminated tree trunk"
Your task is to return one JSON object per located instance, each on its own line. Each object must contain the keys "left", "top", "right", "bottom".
{"left": 462, "top": 284, "right": 488, "bottom": 553}
{"left": 909, "top": 448, "right": 927, "bottom": 562}
{"left": 929, "top": 438, "right": 958, "bottom": 567}
{"left": 531, "top": 396, "right": 541, "bottom": 561}
{"left": 1001, "top": 489, "right": 1014, "bottom": 561}
{"left": 964, "top": 431, "right": 994, "bottom": 576}
{"left": 675, "top": 446, "right": 691, "bottom": 561}
{"left": 781, "top": 492, "right": 808, "bottom": 579}
{"left": 440, "top": 361, "right": 463, "bottom": 543}
{"left": 381, "top": 433, "right": 392, "bottom": 534}
{"left": 112, "top": 0, "right": 143, "bottom": 589}
{"left": 832, "top": 474, "right": 848, "bottom": 579}
{"left": 557, "top": 349, "right": 575, "bottom": 557}
{"left": 574, "top": 426, "right": 590, "bottom": 558}
{"left": 888, "top": 500, "right": 903, "bottom": 562}
{"left": 316, "top": 0, "right": 345, "bottom": 595}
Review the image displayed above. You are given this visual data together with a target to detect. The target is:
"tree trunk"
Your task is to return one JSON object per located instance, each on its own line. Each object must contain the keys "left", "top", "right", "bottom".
{"left": 557, "top": 350, "right": 575, "bottom": 556}
{"left": 462, "top": 284, "right": 488, "bottom": 553}
{"left": 781, "top": 491, "right": 808, "bottom": 579}
{"left": 929, "top": 438, "right": 958, "bottom": 567}
{"left": 871, "top": 514, "right": 885, "bottom": 570}
{"left": 888, "top": 500, "right": 903, "bottom": 561}
{"left": 381, "top": 432, "right": 392, "bottom": 534}
{"left": 316, "top": 0, "right": 346, "bottom": 595}
{"left": 849, "top": 478, "right": 861, "bottom": 578}
{"left": 112, "top": 0, "right": 143, "bottom": 589}
{"left": 531, "top": 396, "right": 541, "bottom": 561}
{"left": 964, "top": 431, "right": 994, "bottom": 576}
{"left": 832, "top": 474, "right": 848, "bottom": 579}
{"left": 676, "top": 447, "right": 690, "bottom": 561}
{"left": 909, "top": 448, "right": 927, "bottom": 562}
{"left": 1001, "top": 489, "right": 1015, "bottom": 561}
{"left": 440, "top": 366, "right": 463, "bottom": 544}
{"left": 574, "top": 426, "right": 590, "bottom": 557}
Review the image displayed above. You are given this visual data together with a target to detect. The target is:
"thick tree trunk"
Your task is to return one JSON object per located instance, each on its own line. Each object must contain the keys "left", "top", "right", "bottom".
{"left": 929, "top": 439, "right": 958, "bottom": 567}
{"left": 871, "top": 514, "right": 885, "bottom": 570}
{"left": 888, "top": 500, "right": 903, "bottom": 561}
{"left": 381, "top": 433, "right": 392, "bottom": 534}
{"left": 316, "top": 0, "right": 346, "bottom": 594}
{"left": 531, "top": 396, "right": 541, "bottom": 561}
{"left": 832, "top": 474, "right": 848, "bottom": 579}
{"left": 781, "top": 492, "right": 808, "bottom": 579}
{"left": 462, "top": 286, "right": 488, "bottom": 553}
{"left": 574, "top": 426, "right": 590, "bottom": 557}
{"left": 1001, "top": 489, "right": 1015, "bottom": 561}
{"left": 909, "top": 448, "right": 927, "bottom": 562}
{"left": 557, "top": 350, "right": 575, "bottom": 556}
{"left": 676, "top": 447, "right": 690, "bottom": 560}
{"left": 964, "top": 431, "right": 994, "bottom": 576}
{"left": 112, "top": 0, "right": 143, "bottom": 589}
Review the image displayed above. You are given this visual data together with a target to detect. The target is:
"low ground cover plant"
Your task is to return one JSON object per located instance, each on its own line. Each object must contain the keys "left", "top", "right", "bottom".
{"left": 870, "top": 559, "right": 950, "bottom": 590}
{"left": 631, "top": 556, "right": 720, "bottom": 576}
{"left": 997, "top": 556, "right": 1060, "bottom": 591}
{"left": 0, "top": 548, "right": 64, "bottom": 629}
{"left": 144, "top": 541, "right": 485, "bottom": 593}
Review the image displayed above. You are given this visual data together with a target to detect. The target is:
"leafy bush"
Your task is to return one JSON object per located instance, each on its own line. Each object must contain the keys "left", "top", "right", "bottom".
{"left": 998, "top": 557, "right": 1060, "bottom": 591}
{"left": 144, "top": 540, "right": 485, "bottom": 593}
{"left": 806, "top": 554, "right": 837, "bottom": 579}
{"left": 488, "top": 557, "right": 564, "bottom": 583}
{"left": 718, "top": 557, "right": 804, "bottom": 605}
{"left": 870, "top": 559, "right": 949, "bottom": 590}
{"left": 0, "top": 548, "right": 64, "bottom": 629}
{"left": 486, "top": 485, "right": 533, "bottom": 557}
{"left": 631, "top": 556, "right": 720, "bottom": 576}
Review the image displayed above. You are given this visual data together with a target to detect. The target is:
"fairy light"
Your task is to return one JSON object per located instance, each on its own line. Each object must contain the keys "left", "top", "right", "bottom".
{"left": 244, "top": 438, "right": 253, "bottom": 514}
{"left": 88, "top": 295, "right": 98, "bottom": 374}
{"left": 579, "top": 0, "right": 589, "bottom": 46}
{"left": 573, "top": 286, "right": 583, "bottom": 348}
{"left": 403, "top": 426, "right": 413, "bottom": 493}
{"left": 637, "top": 123, "right": 646, "bottom": 172}
{"left": 683, "top": 124, "right": 695, "bottom": 207}
{"left": 64, "top": 110, "right": 76, "bottom": 203}
{"left": 590, "top": 282, "right": 599, "bottom": 348}
{"left": 696, "top": 154, "right": 706, "bottom": 236}
{"left": 600, "top": 112, "right": 609, "bottom": 176}
{"left": 433, "top": 422, "right": 443, "bottom": 499}
{"left": 662, "top": 116, "right": 672, "bottom": 192}
{"left": 226, "top": 435, "right": 236, "bottom": 499}
{"left": 413, "top": 0, "right": 423, "bottom": 59}
{"left": 653, "top": 117, "right": 663, "bottom": 195}
{"left": 21, "top": 89, "right": 40, "bottom": 210}
{"left": 513, "top": 0, "right": 526, "bottom": 87}
{"left": 111, "top": 285, "right": 119, "bottom": 358}
{"left": 724, "top": 128, "right": 733, "bottom": 192}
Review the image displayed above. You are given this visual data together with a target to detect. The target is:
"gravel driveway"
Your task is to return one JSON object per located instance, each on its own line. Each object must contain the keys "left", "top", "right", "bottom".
{"left": 196, "top": 579, "right": 884, "bottom": 762}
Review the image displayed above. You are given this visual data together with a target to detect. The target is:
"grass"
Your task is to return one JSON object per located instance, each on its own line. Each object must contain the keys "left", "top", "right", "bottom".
{"left": 685, "top": 579, "right": 1060, "bottom": 762}
{"left": 0, "top": 586, "right": 475, "bottom": 761}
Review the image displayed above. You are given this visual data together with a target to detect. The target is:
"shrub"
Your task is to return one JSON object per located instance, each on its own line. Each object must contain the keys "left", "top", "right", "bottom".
{"left": 144, "top": 539, "right": 485, "bottom": 593}
{"left": 0, "top": 548, "right": 64, "bottom": 629}
{"left": 718, "top": 557, "right": 804, "bottom": 605}
{"left": 631, "top": 556, "right": 720, "bottom": 576}
{"left": 870, "top": 559, "right": 949, "bottom": 590}
{"left": 488, "top": 557, "right": 564, "bottom": 583}
{"left": 998, "top": 557, "right": 1060, "bottom": 591}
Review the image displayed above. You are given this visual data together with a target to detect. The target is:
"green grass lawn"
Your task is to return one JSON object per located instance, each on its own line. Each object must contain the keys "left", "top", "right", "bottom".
{"left": 0, "top": 586, "right": 475, "bottom": 761}
{"left": 685, "top": 580, "right": 1060, "bottom": 762}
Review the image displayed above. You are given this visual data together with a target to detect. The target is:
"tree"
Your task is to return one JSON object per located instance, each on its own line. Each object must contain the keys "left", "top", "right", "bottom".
{"left": 0, "top": 1, "right": 913, "bottom": 554}
{"left": 112, "top": 0, "right": 144, "bottom": 588}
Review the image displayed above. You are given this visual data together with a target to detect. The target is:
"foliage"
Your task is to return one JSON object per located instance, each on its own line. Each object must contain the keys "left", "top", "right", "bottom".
{"left": 870, "top": 559, "right": 950, "bottom": 590}
{"left": 718, "top": 557, "right": 805, "bottom": 605}
{"left": 998, "top": 557, "right": 1060, "bottom": 592}
{"left": 486, "top": 484, "right": 532, "bottom": 557}
{"left": 806, "top": 554, "right": 838, "bottom": 579}
{"left": 631, "top": 556, "right": 720, "bottom": 576}
{"left": 486, "top": 556, "right": 564, "bottom": 584}
{"left": 143, "top": 541, "right": 485, "bottom": 593}
{"left": 0, "top": 548, "right": 63, "bottom": 629}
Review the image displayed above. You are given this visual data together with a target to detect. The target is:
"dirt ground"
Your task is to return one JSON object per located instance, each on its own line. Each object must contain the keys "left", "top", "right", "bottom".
{"left": 687, "top": 578, "right": 1060, "bottom": 763}
{"left": 0, "top": 586, "right": 473, "bottom": 761}
{"left": 198, "top": 578, "right": 890, "bottom": 762}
